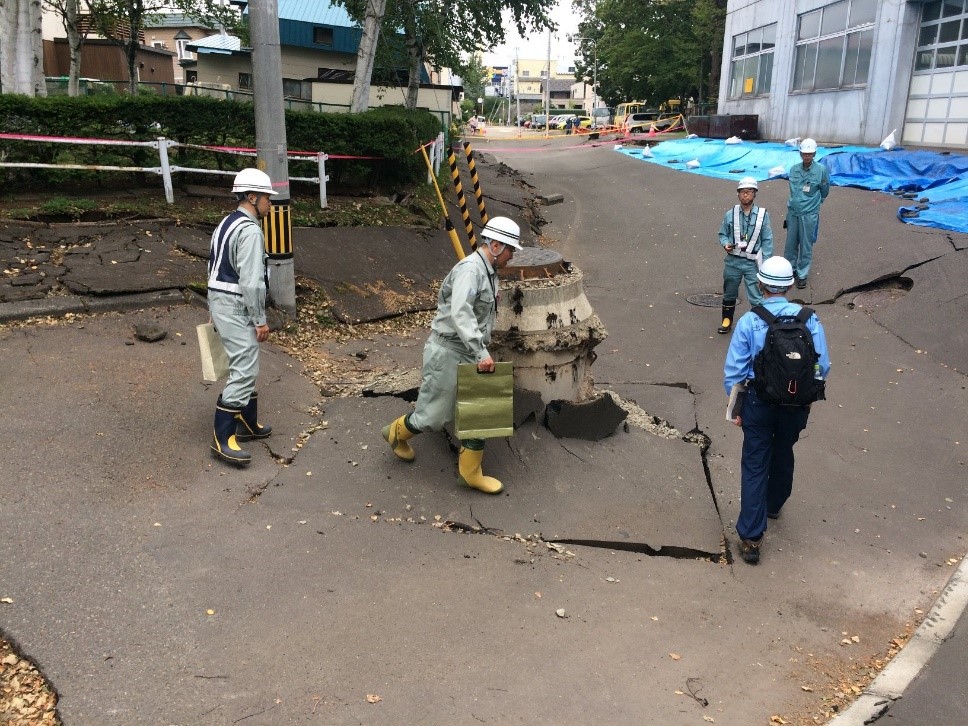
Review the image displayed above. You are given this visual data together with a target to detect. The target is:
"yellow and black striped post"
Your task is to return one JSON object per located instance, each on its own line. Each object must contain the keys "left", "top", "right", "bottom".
{"left": 461, "top": 141, "right": 489, "bottom": 226}
{"left": 261, "top": 201, "right": 292, "bottom": 258}
{"left": 447, "top": 146, "right": 478, "bottom": 250}
{"left": 261, "top": 199, "right": 294, "bottom": 311}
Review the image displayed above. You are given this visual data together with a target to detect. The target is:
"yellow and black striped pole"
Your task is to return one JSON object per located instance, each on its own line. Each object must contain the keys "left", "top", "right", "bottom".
{"left": 261, "top": 201, "right": 291, "bottom": 258}
{"left": 461, "top": 141, "right": 489, "bottom": 226}
{"left": 447, "top": 146, "right": 478, "bottom": 250}
{"left": 420, "top": 143, "right": 465, "bottom": 261}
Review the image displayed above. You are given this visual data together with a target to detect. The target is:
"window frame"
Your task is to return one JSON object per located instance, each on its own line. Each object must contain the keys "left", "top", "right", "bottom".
{"left": 914, "top": 1, "right": 968, "bottom": 73}
{"left": 313, "top": 26, "right": 334, "bottom": 46}
{"left": 791, "top": 0, "right": 877, "bottom": 93}
{"left": 727, "top": 22, "right": 777, "bottom": 99}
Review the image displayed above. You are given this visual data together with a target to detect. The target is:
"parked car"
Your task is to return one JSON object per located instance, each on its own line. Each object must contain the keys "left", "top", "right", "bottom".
{"left": 548, "top": 114, "right": 571, "bottom": 129}
{"left": 590, "top": 107, "right": 614, "bottom": 128}
{"left": 624, "top": 110, "right": 660, "bottom": 133}
{"left": 529, "top": 113, "right": 548, "bottom": 130}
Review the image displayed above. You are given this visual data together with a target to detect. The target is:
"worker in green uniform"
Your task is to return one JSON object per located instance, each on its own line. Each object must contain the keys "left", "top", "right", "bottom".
{"left": 382, "top": 217, "right": 523, "bottom": 494}
{"left": 784, "top": 138, "right": 830, "bottom": 289}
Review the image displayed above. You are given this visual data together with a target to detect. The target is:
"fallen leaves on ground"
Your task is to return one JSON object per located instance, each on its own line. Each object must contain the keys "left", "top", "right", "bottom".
{"left": 0, "top": 639, "right": 60, "bottom": 726}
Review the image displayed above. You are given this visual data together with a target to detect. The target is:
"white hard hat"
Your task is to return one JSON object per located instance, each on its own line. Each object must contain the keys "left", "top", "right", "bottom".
{"left": 799, "top": 138, "right": 818, "bottom": 154}
{"left": 737, "top": 176, "right": 759, "bottom": 191}
{"left": 480, "top": 216, "right": 522, "bottom": 249}
{"left": 232, "top": 168, "right": 278, "bottom": 196}
{"left": 757, "top": 256, "right": 795, "bottom": 289}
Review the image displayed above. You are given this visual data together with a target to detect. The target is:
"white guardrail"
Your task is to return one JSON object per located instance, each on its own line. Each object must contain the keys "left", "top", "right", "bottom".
{"left": 0, "top": 133, "right": 446, "bottom": 208}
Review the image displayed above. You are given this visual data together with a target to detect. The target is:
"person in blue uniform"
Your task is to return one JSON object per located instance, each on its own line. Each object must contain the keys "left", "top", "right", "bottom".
{"left": 784, "top": 138, "right": 830, "bottom": 289}
{"left": 717, "top": 176, "right": 774, "bottom": 334}
{"left": 208, "top": 168, "right": 276, "bottom": 466}
{"left": 382, "top": 217, "right": 523, "bottom": 494}
{"left": 723, "top": 256, "right": 831, "bottom": 564}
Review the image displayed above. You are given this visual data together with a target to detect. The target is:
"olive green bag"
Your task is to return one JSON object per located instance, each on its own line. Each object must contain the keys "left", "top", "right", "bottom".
{"left": 455, "top": 362, "right": 514, "bottom": 439}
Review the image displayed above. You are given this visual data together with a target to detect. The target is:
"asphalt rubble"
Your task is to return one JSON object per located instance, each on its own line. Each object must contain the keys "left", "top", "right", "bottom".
{"left": 2, "top": 137, "right": 968, "bottom": 725}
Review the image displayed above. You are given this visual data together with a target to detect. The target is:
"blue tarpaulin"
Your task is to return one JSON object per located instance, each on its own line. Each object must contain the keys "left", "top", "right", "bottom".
{"left": 616, "top": 138, "right": 968, "bottom": 234}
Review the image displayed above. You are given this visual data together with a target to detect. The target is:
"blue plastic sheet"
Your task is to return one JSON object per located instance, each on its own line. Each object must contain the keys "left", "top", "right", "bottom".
{"left": 615, "top": 138, "right": 968, "bottom": 234}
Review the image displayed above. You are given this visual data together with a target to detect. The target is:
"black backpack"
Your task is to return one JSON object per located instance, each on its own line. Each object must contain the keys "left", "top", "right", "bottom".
{"left": 750, "top": 306, "right": 825, "bottom": 406}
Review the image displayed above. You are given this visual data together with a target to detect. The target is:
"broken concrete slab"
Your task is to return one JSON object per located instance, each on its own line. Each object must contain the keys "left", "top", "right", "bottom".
{"left": 544, "top": 394, "right": 628, "bottom": 440}
{"left": 866, "top": 248, "right": 968, "bottom": 373}
{"left": 263, "top": 398, "right": 723, "bottom": 556}
{"left": 609, "top": 382, "right": 698, "bottom": 436}
{"left": 292, "top": 226, "right": 456, "bottom": 324}
{"left": 538, "top": 193, "right": 565, "bottom": 205}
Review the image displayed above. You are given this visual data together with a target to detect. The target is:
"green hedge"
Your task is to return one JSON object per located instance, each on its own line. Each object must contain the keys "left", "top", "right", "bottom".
{"left": 0, "top": 94, "right": 442, "bottom": 191}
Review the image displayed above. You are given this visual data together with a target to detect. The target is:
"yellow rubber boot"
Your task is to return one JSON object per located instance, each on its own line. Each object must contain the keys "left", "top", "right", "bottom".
{"left": 382, "top": 415, "right": 416, "bottom": 462}
{"left": 458, "top": 446, "right": 503, "bottom": 494}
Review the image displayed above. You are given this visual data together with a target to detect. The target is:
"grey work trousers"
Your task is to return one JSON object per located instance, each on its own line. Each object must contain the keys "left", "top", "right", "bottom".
{"left": 408, "top": 335, "right": 475, "bottom": 433}
{"left": 210, "top": 291, "right": 260, "bottom": 409}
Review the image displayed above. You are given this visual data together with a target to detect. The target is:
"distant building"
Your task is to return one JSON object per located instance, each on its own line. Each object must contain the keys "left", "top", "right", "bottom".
{"left": 720, "top": 0, "right": 968, "bottom": 148}
{"left": 512, "top": 59, "right": 575, "bottom": 109}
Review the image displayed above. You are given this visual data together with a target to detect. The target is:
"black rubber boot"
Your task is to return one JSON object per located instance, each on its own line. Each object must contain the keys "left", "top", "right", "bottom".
{"left": 235, "top": 392, "right": 272, "bottom": 442}
{"left": 717, "top": 303, "right": 737, "bottom": 334}
{"left": 212, "top": 397, "right": 251, "bottom": 466}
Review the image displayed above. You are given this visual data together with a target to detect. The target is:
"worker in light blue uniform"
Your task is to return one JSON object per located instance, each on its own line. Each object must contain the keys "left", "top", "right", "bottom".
{"left": 208, "top": 168, "right": 276, "bottom": 466}
{"left": 717, "top": 176, "right": 774, "bottom": 334}
{"left": 382, "top": 217, "right": 523, "bottom": 494}
{"left": 723, "top": 256, "right": 831, "bottom": 564}
{"left": 784, "top": 138, "right": 830, "bottom": 289}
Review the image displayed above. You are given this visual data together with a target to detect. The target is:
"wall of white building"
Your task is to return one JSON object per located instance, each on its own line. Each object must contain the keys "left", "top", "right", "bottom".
{"left": 719, "top": 0, "right": 922, "bottom": 146}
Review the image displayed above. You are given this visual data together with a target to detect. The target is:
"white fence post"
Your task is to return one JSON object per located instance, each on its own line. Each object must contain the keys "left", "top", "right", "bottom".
{"left": 157, "top": 137, "right": 175, "bottom": 204}
{"left": 318, "top": 152, "right": 329, "bottom": 209}
{"left": 434, "top": 133, "right": 444, "bottom": 175}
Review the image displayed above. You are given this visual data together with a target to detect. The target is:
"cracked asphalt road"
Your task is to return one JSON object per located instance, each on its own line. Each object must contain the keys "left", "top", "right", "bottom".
{"left": 2, "top": 136, "right": 968, "bottom": 725}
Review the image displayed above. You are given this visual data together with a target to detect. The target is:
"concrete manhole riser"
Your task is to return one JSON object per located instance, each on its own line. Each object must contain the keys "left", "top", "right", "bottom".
{"left": 492, "top": 266, "right": 607, "bottom": 404}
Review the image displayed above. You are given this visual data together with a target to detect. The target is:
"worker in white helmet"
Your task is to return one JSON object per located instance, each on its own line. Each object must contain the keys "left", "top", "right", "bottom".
{"left": 382, "top": 217, "right": 523, "bottom": 494}
{"left": 208, "top": 168, "right": 277, "bottom": 466}
{"left": 716, "top": 176, "right": 774, "bottom": 334}
{"left": 784, "top": 138, "right": 830, "bottom": 289}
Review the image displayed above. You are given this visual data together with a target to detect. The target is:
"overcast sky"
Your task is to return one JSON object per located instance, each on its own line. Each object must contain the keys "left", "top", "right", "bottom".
{"left": 481, "top": 0, "right": 582, "bottom": 67}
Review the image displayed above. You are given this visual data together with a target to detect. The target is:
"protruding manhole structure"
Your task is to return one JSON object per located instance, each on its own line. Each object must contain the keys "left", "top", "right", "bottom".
{"left": 491, "top": 247, "right": 607, "bottom": 406}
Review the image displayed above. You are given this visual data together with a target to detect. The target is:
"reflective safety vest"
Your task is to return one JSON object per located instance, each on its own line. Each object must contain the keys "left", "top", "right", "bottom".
{"left": 729, "top": 204, "right": 766, "bottom": 261}
{"left": 208, "top": 210, "right": 259, "bottom": 296}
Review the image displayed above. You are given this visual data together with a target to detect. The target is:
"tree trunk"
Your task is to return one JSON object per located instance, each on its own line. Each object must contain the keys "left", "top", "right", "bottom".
{"left": 65, "top": 0, "right": 82, "bottom": 97}
{"left": 404, "top": 23, "right": 421, "bottom": 110}
{"left": 0, "top": 0, "right": 46, "bottom": 95}
{"left": 350, "top": 0, "right": 386, "bottom": 113}
{"left": 126, "top": 8, "right": 141, "bottom": 94}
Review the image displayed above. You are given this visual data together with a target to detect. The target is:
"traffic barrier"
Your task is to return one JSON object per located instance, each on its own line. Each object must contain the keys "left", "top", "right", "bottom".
{"left": 447, "top": 146, "right": 477, "bottom": 250}
{"left": 461, "top": 141, "right": 489, "bottom": 228}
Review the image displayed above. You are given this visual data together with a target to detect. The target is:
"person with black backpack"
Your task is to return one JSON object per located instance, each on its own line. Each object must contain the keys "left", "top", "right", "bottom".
{"left": 723, "top": 256, "right": 831, "bottom": 565}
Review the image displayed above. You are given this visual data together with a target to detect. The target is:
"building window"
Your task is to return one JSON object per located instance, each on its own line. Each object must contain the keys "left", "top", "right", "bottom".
{"left": 728, "top": 23, "right": 777, "bottom": 98}
{"left": 522, "top": 70, "right": 530, "bottom": 77}
{"left": 313, "top": 26, "right": 334, "bottom": 45}
{"left": 282, "top": 78, "right": 303, "bottom": 98}
{"left": 238, "top": 72, "right": 252, "bottom": 90}
{"left": 914, "top": 0, "right": 968, "bottom": 72}
{"left": 792, "top": 0, "right": 876, "bottom": 92}
{"left": 175, "top": 39, "right": 191, "bottom": 60}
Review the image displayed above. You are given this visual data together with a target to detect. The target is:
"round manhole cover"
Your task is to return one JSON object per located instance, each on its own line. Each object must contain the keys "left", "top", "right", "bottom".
{"left": 686, "top": 293, "right": 723, "bottom": 308}
{"left": 499, "top": 247, "right": 567, "bottom": 280}
{"left": 852, "top": 289, "right": 908, "bottom": 308}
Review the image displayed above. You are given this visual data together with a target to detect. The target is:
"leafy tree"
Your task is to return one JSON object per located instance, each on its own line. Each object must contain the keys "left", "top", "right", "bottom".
{"left": 85, "top": 0, "right": 241, "bottom": 94}
{"left": 573, "top": 0, "right": 725, "bottom": 110}
{"left": 337, "top": 0, "right": 553, "bottom": 112}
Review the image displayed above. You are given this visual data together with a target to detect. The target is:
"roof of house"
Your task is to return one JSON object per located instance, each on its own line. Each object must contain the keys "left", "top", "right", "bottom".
{"left": 277, "top": 0, "right": 355, "bottom": 26}
{"left": 144, "top": 13, "right": 221, "bottom": 30}
{"left": 186, "top": 34, "right": 242, "bottom": 54}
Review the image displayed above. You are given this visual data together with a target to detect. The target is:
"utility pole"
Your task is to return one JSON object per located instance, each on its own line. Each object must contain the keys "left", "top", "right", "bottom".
{"left": 249, "top": 0, "right": 295, "bottom": 313}
{"left": 544, "top": 30, "right": 551, "bottom": 133}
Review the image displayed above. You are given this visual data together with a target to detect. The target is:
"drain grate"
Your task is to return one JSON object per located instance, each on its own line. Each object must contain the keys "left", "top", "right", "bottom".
{"left": 686, "top": 293, "right": 723, "bottom": 308}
